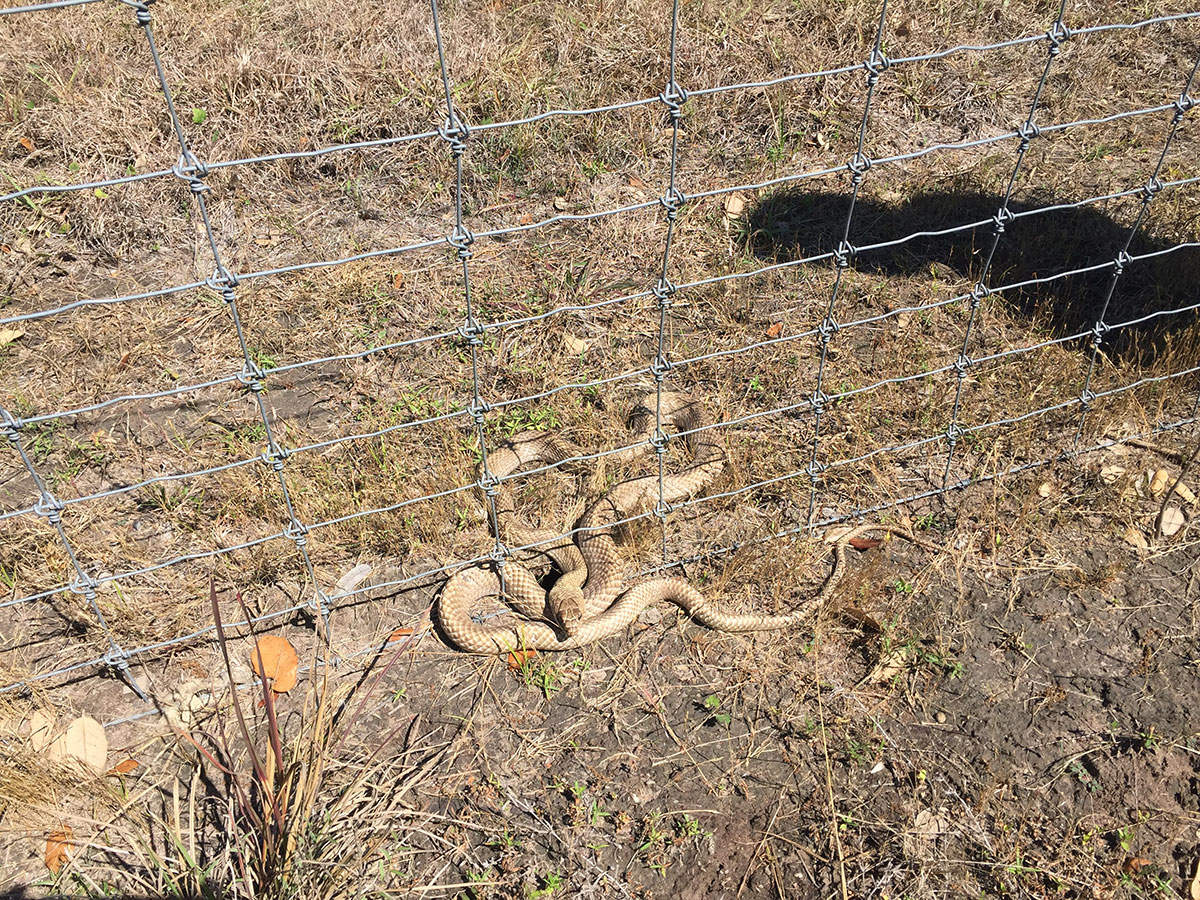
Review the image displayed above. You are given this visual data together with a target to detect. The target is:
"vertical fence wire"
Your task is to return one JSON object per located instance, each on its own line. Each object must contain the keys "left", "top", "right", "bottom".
{"left": 649, "top": 0, "right": 688, "bottom": 564}
{"left": 0, "top": 408, "right": 143, "bottom": 698}
{"left": 803, "top": 0, "right": 891, "bottom": 529}
{"left": 1074, "top": 53, "right": 1200, "bottom": 443}
{"left": 129, "top": 1, "right": 334, "bottom": 645}
{"left": 430, "top": 0, "right": 509, "bottom": 595}
{"left": 940, "top": 2, "right": 1070, "bottom": 487}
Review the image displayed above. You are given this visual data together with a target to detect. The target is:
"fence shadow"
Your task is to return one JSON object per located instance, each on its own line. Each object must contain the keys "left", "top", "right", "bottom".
{"left": 743, "top": 188, "right": 1200, "bottom": 365}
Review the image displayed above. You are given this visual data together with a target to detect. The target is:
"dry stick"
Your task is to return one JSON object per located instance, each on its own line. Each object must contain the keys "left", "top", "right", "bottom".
{"left": 811, "top": 636, "right": 850, "bottom": 900}
{"left": 1156, "top": 432, "right": 1200, "bottom": 538}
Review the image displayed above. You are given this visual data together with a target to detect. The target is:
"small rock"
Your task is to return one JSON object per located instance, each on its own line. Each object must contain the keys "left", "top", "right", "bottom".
{"left": 639, "top": 607, "right": 664, "bottom": 626}
{"left": 936, "top": 711, "right": 947, "bottom": 724}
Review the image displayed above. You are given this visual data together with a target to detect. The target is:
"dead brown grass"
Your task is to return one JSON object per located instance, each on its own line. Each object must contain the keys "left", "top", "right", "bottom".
{"left": 1, "top": 0, "right": 1199, "bottom": 894}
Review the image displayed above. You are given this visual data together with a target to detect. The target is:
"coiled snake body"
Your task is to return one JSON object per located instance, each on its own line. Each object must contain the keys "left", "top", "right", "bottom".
{"left": 438, "top": 393, "right": 940, "bottom": 654}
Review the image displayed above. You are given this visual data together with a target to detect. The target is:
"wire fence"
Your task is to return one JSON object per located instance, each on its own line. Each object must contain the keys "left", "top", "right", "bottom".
{"left": 1, "top": 0, "right": 1198, "bottom": 703}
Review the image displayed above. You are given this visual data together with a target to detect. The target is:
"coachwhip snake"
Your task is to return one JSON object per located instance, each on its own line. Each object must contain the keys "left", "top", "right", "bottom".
{"left": 438, "top": 393, "right": 943, "bottom": 653}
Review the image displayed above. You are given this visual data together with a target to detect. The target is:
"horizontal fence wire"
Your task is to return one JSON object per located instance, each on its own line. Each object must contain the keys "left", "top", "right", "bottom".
{"left": 0, "top": 0, "right": 1198, "bottom": 699}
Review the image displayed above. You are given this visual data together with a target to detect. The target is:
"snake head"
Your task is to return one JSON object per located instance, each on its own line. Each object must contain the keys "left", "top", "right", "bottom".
{"left": 548, "top": 583, "right": 587, "bottom": 637}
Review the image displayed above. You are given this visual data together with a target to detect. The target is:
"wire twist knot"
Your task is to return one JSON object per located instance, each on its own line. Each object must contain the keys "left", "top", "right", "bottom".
{"left": 459, "top": 316, "right": 486, "bottom": 346}
{"left": 1016, "top": 120, "right": 1042, "bottom": 148}
{"left": 284, "top": 519, "right": 309, "bottom": 546}
{"left": 953, "top": 353, "right": 973, "bottom": 380}
{"left": 659, "top": 82, "right": 689, "bottom": 120}
{"left": 864, "top": 50, "right": 891, "bottom": 83}
{"left": 659, "top": 186, "right": 685, "bottom": 221}
{"left": 649, "top": 354, "right": 673, "bottom": 382}
{"left": 0, "top": 408, "right": 22, "bottom": 441}
{"left": 1045, "top": 21, "right": 1072, "bottom": 52}
{"left": 34, "top": 493, "right": 65, "bottom": 524}
{"left": 653, "top": 277, "right": 677, "bottom": 309}
{"left": 467, "top": 397, "right": 491, "bottom": 426}
{"left": 238, "top": 361, "right": 267, "bottom": 391}
{"left": 846, "top": 154, "right": 872, "bottom": 185}
{"left": 817, "top": 315, "right": 840, "bottom": 345}
{"left": 438, "top": 114, "right": 471, "bottom": 158}
{"left": 447, "top": 224, "right": 474, "bottom": 261}
{"left": 172, "top": 150, "right": 210, "bottom": 194}
{"left": 1112, "top": 250, "right": 1132, "bottom": 277}
{"left": 477, "top": 469, "right": 500, "bottom": 499}
{"left": 259, "top": 446, "right": 290, "bottom": 471}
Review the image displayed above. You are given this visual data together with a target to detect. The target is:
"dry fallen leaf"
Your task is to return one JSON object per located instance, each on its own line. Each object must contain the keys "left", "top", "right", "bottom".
{"left": 1174, "top": 481, "right": 1198, "bottom": 504}
{"left": 1123, "top": 857, "right": 1152, "bottom": 875}
{"left": 45, "top": 826, "right": 72, "bottom": 873}
{"left": 823, "top": 525, "right": 854, "bottom": 543}
{"left": 839, "top": 607, "right": 882, "bottom": 632}
{"left": 867, "top": 649, "right": 908, "bottom": 684}
{"left": 562, "top": 332, "right": 591, "bottom": 355}
{"left": 387, "top": 627, "right": 414, "bottom": 644}
{"left": 249, "top": 635, "right": 299, "bottom": 693}
{"left": 333, "top": 562, "right": 372, "bottom": 596}
{"left": 1188, "top": 858, "right": 1200, "bottom": 900}
{"left": 1160, "top": 506, "right": 1185, "bottom": 537}
{"left": 1149, "top": 468, "right": 1170, "bottom": 496}
{"left": 912, "top": 808, "right": 950, "bottom": 838}
{"left": 0, "top": 327, "right": 26, "bottom": 347}
{"left": 518, "top": 212, "right": 533, "bottom": 225}
{"left": 1037, "top": 482, "right": 1053, "bottom": 498}
{"left": 391, "top": 271, "right": 403, "bottom": 290}
{"left": 1123, "top": 525, "right": 1150, "bottom": 550}
{"left": 108, "top": 758, "right": 139, "bottom": 776}
{"left": 849, "top": 536, "right": 884, "bottom": 551}
{"left": 1100, "top": 464, "right": 1126, "bottom": 485}
{"left": 507, "top": 648, "right": 537, "bottom": 670}
{"left": 723, "top": 193, "right": 745, "bottom": 219}
{"left": 19, "top": 136, "right": 35, "bottom": 153}
{"left": 48, "top": 716, "right": 107, "bottom": 774}
{"left": 28, "top": 710, "right": 54, "bottom": 751}
{"left": 765, "top": 321, "right": 783, "bottom": 339}
{"left": 627, "top": 174, "right": 648, "bottom": 191}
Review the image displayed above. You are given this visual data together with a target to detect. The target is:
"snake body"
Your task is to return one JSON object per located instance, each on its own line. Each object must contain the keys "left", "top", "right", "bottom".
{"left": 573, "top": 392, "right": 727, "bottom": 616}
{"left": 439, "top": 393, "right": 944, "bottom": 654}
{"left": 437, "top": 521, "right": 939, "bottom": 653}
{"left": 483, "top": 431, "right": 588, "bottom": 631}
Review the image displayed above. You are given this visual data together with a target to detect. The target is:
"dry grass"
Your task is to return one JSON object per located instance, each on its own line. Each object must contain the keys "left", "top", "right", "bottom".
{"left": 0, "top": 0, "right": 1199, "bottom": 894}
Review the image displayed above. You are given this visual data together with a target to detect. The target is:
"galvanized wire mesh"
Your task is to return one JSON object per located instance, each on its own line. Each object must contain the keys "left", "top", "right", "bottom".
{"left": 1, "top": 0, "right": 1198, "bottom": 703}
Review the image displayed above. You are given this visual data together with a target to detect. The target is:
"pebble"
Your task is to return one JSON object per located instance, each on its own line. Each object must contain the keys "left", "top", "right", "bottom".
{"left": 936, "top": 711, "right": 947, "bottom": 724}
{"left": 639, "top": 607, "right": 664, "bottom": 625}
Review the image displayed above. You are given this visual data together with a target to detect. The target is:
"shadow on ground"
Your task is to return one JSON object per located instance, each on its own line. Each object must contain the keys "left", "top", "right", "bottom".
{"left": 743, "top": 188, "right": 1200, "bottom": 364}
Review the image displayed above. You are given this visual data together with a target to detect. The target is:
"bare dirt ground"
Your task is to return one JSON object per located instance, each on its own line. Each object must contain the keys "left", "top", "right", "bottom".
{"left": 1, "top": 0, "right": 1199, "bottom": 895}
